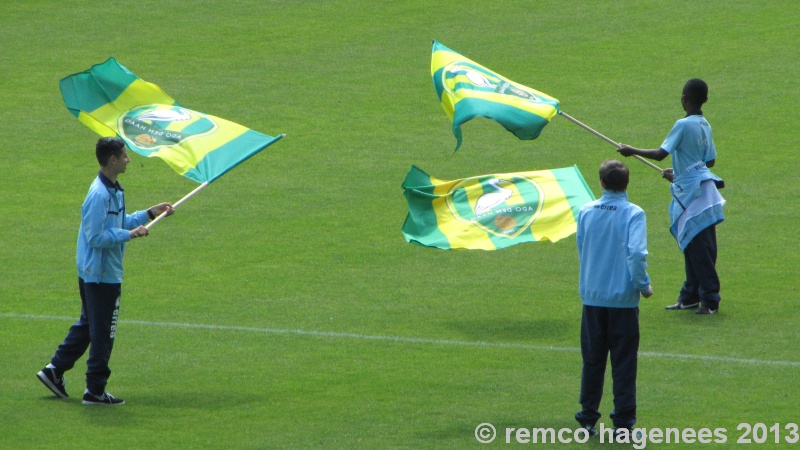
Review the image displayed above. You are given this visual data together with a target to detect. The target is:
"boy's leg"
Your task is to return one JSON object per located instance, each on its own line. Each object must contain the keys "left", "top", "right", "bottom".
{"left": 608, "top": 307, "right": 639, "bottom": 429}
{"left": 83, "top": 282, "right": 122, "bottom": 395}
{"left": 684, "top": 226, "right": 721, "bottom": 310}
{"left": 577, "top": 306, "right": 608, "bottom": 426}
{"left": 677, "top": 251, "right": 701, "bottom": 306}
{"left": 50, "top": 279, "right": 92, "bottom": 372}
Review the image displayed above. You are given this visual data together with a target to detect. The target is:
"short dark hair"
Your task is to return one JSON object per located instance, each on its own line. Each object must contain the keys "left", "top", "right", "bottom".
{"left": 683, "top": 78, "right": 708, "bottom": 105}
{"left": 96, "top": 137, "right": 126, "bottom": 166}
{"left": 599, "top": 160, "right": 629, "bottom": 192}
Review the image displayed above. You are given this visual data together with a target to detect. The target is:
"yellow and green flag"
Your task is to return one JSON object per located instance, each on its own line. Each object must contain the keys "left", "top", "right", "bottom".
{"left": 60, "top": 58, "right": 282, "bottom": 184}
{"left": 431, "top": 41, "right": 560, "bottom": 151}
{"left": 402, "top": 165, "right": 594, "bottom": 250}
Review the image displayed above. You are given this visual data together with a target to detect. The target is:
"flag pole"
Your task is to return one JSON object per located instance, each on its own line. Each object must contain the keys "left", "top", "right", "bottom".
{"left": 145, "top": 181, "right": 210, "bottom": 230}
{"left": 142, "top": 134, "right": 286, "bottom": 231}
{"left": 558, "top": 111, "right": 665, "bottom": 173}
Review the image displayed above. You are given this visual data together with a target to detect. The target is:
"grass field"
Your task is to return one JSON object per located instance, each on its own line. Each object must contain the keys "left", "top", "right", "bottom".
{"left": 1, "top": 1, "right": 798, "bottom": 448}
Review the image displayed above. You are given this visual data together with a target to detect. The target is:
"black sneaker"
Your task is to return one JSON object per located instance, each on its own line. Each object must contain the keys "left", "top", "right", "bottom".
{"left": 579, "top": 423, "right": 598, "bottom": 437}
{"left": 665, "top": 301, "right": 699, "bottom": 310}
{"left": 574, "top": 413, "right": 598, "bottom": 437}
{"left": 696, "top": 305, "right": 718, "bottom": 315}
{"left": 36, "top": 366, "right": 68, "bottom": 398}
{"left": 82, "top": 391, "right": 125, "bottom": 405}
{"left": 613, "top": 427, "right": 644, "bottom": 441}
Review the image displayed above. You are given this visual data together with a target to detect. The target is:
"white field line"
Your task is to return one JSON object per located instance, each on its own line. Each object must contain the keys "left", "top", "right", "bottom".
{"left": 4, "top": 312, "right": 799, "bottom": 367}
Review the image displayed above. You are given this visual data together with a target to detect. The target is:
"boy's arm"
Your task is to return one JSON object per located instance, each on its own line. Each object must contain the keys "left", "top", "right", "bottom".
{"left": 123, "top": 209, "right": 150, "bottom": 230}
{"left": 82, "top": 192, "right": 132, "bottom": 247}
{"left": 617, "top": 145, "right": 669, "bottom": 161}
{"left": 626, "top": 210, "right": 651, "bottom": 296}
{"left": 124, "top": 203, "right": 174, "bottom": 231}
{"left": 618, "top": 145, "right": 674, "bottom": 182}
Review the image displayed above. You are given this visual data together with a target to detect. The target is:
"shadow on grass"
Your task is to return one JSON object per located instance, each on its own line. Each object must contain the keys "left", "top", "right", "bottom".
{"left": 652, "top": 308, "right": 728, "bottom": 330}
{"left": 38, "top": 395, "right": 68, "bottom": 402}
{"left": 445, "top": 318, "right": 574, "bottom": 344}
{"left": 130, "top": 390, "right": 270, "bottom": 411}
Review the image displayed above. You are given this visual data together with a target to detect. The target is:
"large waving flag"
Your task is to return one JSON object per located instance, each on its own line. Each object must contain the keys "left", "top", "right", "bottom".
{"left": 431, "top": 41, "right": 560, "bottom": 151}
{"left": 60, "top": 58, "right": 282, "bottom": 184}
{"left": 402, "top": 165, "right": 594, "bottom": 250}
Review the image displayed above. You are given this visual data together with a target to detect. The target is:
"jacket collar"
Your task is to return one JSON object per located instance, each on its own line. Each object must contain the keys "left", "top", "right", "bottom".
{"left": 98, "top": 171, "right": 124, "bottom": 191}
{"left": 602, "top": 190, "right": 628, "bottom": 200}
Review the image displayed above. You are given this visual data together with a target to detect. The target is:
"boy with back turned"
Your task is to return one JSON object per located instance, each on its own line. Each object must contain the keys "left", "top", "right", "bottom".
{"left": 575, "top": 160, "right": 652, "bottom": 436}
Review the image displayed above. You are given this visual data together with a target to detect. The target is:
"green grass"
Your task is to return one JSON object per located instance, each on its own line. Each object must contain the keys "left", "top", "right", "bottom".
{"left": 1, "top": 0, "right": 798, "bottom": 448}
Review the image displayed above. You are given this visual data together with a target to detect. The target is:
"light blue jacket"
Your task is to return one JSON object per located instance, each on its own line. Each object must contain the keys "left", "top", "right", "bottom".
{"left": 669, "top": 168, "right": 725, "bottom": 251}
{"left": 76, "top": 172, "right": 149, "bottom": 283}
{"left": 577, "top": 191, "right": 650, "bottom": 308}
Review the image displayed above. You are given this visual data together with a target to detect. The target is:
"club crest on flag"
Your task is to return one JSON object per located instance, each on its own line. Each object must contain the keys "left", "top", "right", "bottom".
{"left": 441, "top": 63, "right": 550, "bottom": 106}
{"left": 119, "top": 105, "right": 219, "bottom": 154}
{"left": 60, "top": 57, "right": 283, "bottom": 184}
{"left": 431, "top": 41, "right": 560, "bottom": 151}
{"left": 402, "top": 165, "right": 595, "bottom": 250}
{"left": 446, "top": 175, "right": 544, "bottom": 239}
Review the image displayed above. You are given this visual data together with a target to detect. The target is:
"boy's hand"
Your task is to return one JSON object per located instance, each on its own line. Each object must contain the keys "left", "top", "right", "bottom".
{"left": 130, "top": 226, "right": 149, "bottom": 239}
{"left": 617, "top": 145, "right": 636, "bottom": 157}
{"left": 149, "top": 203, "right": 175, "bottom": 217}
{"left": 642, "top": 285, "right": 653, "bottom": 298}
{"left": 662, "top": 168, "right": 674, "bottom": 182}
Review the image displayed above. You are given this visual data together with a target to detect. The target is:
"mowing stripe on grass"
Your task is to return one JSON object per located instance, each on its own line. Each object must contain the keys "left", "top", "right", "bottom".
{"left": 5, "top": 312, "right": 799, "bottom": 367}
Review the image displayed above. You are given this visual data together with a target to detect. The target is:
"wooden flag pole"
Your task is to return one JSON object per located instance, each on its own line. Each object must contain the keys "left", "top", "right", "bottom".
{"left": 145, "top": 181, "right": 210, "bottom": 230}
{"left": 141, "top": 133, "right": 286, "bottom": 231}
{"left": 558, "top": 111, "right": 665, "bottom": 173}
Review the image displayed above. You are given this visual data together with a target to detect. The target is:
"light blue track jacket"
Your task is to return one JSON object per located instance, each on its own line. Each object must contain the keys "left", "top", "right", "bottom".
{"left": 669, "top": 169, "right": 725, "bottom": 251}
{"left": 76, "top": 172, "right": 149, "bottom": 283}
{"left": 577, "top": 191, "right": 650, "bottom": 308}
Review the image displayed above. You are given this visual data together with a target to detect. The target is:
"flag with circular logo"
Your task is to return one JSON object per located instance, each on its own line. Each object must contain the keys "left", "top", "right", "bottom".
{"left": 402, "top": 165, "right": 594, "bottom": 250}
{"left": 60, "top": 58, "right": 282, "bottom": 184}
{"left": 431, "top": 41, "right": 560, "bottom": 152}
